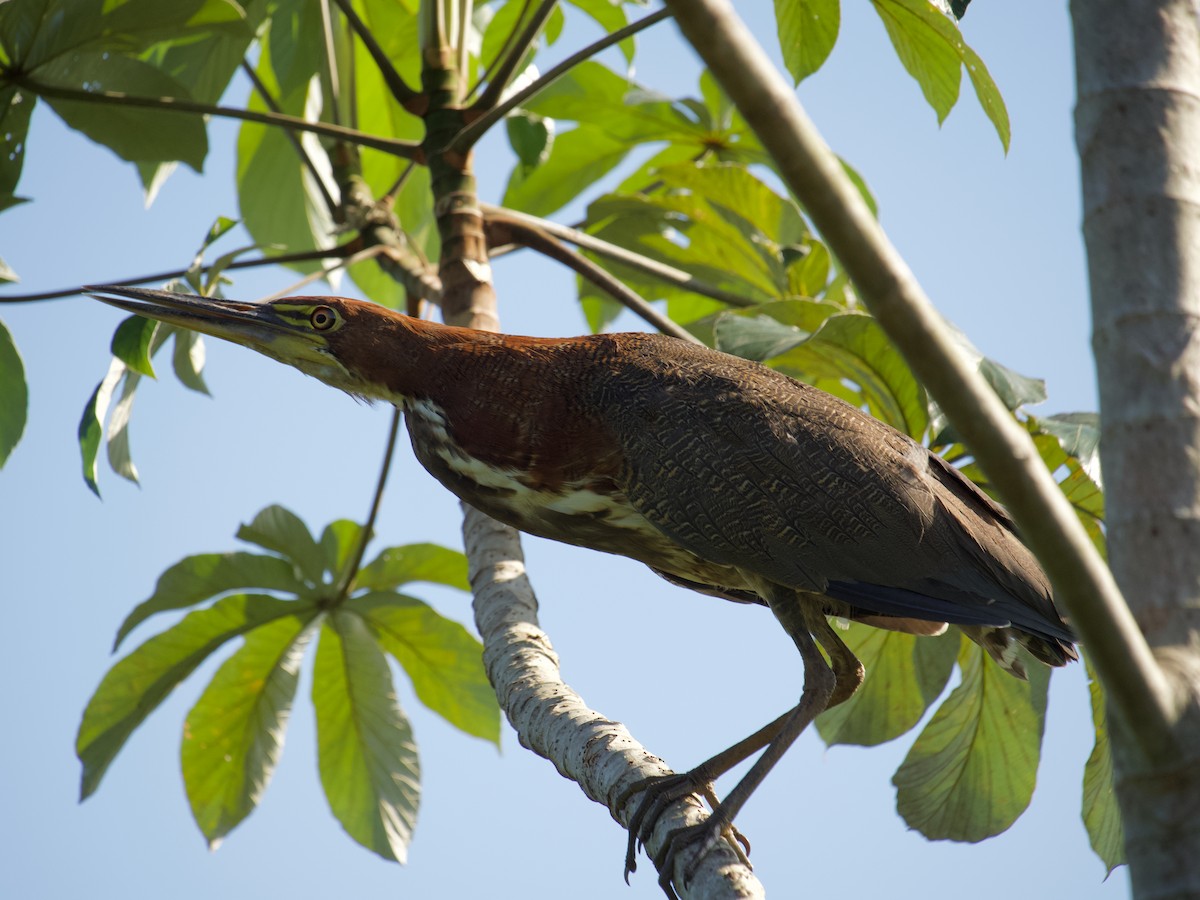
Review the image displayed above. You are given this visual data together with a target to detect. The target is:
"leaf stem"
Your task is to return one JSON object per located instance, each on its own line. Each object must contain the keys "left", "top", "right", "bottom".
{"left": 450, "top": 7, "right": 671, "bottom": 152}
{"left": 18, "top": 78, "right": 422, "bottom": 160}
{"left": 1, "top": 243, "right": 359, "bottom": 303}
{"left": 471, "top": 0, "right": 559, "bottom": 114}
{"left": 335, "top": 408, "right": 403, "bottom": 601}
{"left": 485, "top": 211, "right": 701, "bottom": 343}
{"left": 330, "top": 0, "right": 424, "bottom": 110}
{"left": 481, "top": 203, "right": 757, "bottom": 308}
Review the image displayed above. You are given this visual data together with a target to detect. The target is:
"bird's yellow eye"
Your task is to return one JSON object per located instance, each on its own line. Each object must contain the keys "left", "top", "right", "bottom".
{"left": 310, "top": 306, "right": 338, "bottom": 331}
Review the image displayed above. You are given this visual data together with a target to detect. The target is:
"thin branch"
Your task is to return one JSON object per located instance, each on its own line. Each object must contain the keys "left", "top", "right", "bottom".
{"left": 472, "top": 0, "right": 559, "bottom": 113}
{"left": 259, "top": 244, "right": 390, "bottom": 301}
{"left": 481, "top": 204, "right": 758, "bottom": 308}
{"left": 335, "top": 408, "right": 403, "bottom": 600}
{"left": 486, "top": 213, "right": 701, "bottom": 343}
{"left": 18, "top": 78, "right": 422, "bottom": 160}
{"left": 330, "top": 0, "right": 423, "bottom": 110}
{"left": 0, "top": 244, "right": 358, "bottom": 303}
{"left": 663, "top": 0, "right": 1179, "bottom": 763}
{"left": 318, "top": 0, "right": 346, "bottom": 127}
{"left": 456, "top": 0, "right": 473, "bottom": 84}
{"left": 466, "top": 0, "right": 532, "bottom": 101}
{"left": 241, "top": 61, "right": 339, "bottom": 215}
{"left": 450, "top": 7, "right": 671, "bottom": 152}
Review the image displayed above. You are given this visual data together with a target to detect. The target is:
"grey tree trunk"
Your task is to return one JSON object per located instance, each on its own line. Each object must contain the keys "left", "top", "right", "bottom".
{"left": 1072, "top": 2, "right": 1200, "bottom": 895}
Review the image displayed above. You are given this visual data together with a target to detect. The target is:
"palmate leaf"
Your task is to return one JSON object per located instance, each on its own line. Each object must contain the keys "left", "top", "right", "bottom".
{"left": 182, "top": 616, "right": 315, "bottom": 847}
{"left": 82, "top": 503, "right": 484, "bottom": 859}
{"left": 77, "top": 593, "right": 313, "bottom": 800}
{"left": 816, "top": 624, "right": 958, "bottom": 747}
{"left": 114, "top": 551, "right": 308, "bottom": 650}
{"left": 348, "top": 592, "right": 500, "bottom": 745}
{"left": 893, "top": 641, "right": 1049, "bottom": 841}
{"left": 314, "top": 612, "right": 421, "bottom": 863}
{"left": 357, "top": 542, "right": 472, "bottom": 592}
{"left": 236, "top": 504, "right": 325, "bottom": 583}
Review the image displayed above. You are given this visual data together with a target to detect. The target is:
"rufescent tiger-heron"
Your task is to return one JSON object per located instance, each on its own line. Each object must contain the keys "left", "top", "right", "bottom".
{"left": 90, "top": 285, "right": 1076, "bottom": 895}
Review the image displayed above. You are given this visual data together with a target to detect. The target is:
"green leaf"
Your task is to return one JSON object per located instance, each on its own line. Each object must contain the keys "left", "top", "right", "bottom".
{"left": 522, "top": 62, "right": 702, "bottom": 143}
{"left": 1082, "top": 656, "right": 1125, "bottom": 874}
{"left": 0, "top": 85, "right": 35, "bottom": 204}
{"left": 77, "top": 593, "right": 309, "bottom": 800}
{"left": 871, "top": 0, "right": 961, "bottom": 124}
{"left": 78, "top": 358, "right": 125, "bottom": 496}
{"left": 313, "top": 612, "right": 420, "bottom": 862}
{"left": 0, "top": 317, "right": 27, "bottom": 467}
{"left": 105, "top": 367, "right": 143, "bottom": 484}
{"left": 39, "top": 54, "right": 209, "bottom": 170}
{"left": 565, "top": 0, "right": 634, "bottom": 64}
{"left": 348, "top": 592, "right": 499, "bottom": 744}
{"left": 979, "top": 357, "right": 1046, "bottom": 410}
{"left": 870, "top": 0, "right": 1009, "bottom": 149}
{"left": 236, "top": 505, "right": 325, "bottom": 583}
{"left": 715, "top": 311, "right": 816, "bottom": 362}
{"left": 503, "top": 124, "right": 632, "bottom": 217}
{"left": 775, "top": 0, "right": 840, "bottom": 83}
{"left": 236, "top": 29, "right": 335, "bottom": 275}
{"left": 357, "top": 543, "right": 471, "bottom": 593}
{"left": 1036, "top": 412, "right": 1101, "bottom": 487}
{"left": 960, "top": 41, "right": 1010, "bottom": 152}
{"left": 817, "top": 624, "right": 958, "bottom": 747}
{"left": 321, "top": 518, "right": 366, "bottom": 579}
{"left": 114, "top": 551, "right": 309, "bottom": 651}
{"left": 893, "top": 641, "right": 1049, "bottom": 841}
{"left": 507, "top": 111, "right": 553, "bottom": 169}
{"left": 110, "top": 315, "right": 159, "bottom": 378}
{"left": 183, "top": 615, "right": 315, "bottom": 847}
{"left": 171, "top": 328, "right": 210, "bottom": 394}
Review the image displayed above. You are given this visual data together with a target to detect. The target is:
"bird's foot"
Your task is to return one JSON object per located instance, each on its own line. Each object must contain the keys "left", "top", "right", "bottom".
{"left": 619, "top": 772, "right": 751, "bottom": 896}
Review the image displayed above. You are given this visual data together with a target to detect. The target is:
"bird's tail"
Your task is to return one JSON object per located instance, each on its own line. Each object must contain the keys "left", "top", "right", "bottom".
{"left": 959, "top": 624, "right": 1078, "bottom": 680}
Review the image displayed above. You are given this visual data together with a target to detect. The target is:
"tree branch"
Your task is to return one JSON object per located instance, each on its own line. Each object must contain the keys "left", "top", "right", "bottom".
{"left": 18, "top": 78, "right": 423, "bottom": 160}
{"left": 449, "top": 7, "right": 672, "bottom": 153}
{"left": 330, "top": 0, "right": 424, "bottom": 112}
{"left": 471, "top": 0, "right": 559, "bottom": 113}
{"left": 484, "top": 212, "right": 702, "bottom": 342}
{"left": 480, "top": 204, "right": 758, "bottom": 308}
{"left": 662, "top": 0, "right": 1179, "bottom": 764}
{"left": 462, "top": 507, "right": 764, "bottom": 899}
{"left": 0, "top": 244, "right": 358, "bottom": 303}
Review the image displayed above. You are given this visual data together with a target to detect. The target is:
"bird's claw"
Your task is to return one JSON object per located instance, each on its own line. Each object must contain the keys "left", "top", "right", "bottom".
{"left": 619, "top": 771, "right": 705, "bottom": 882}
{"left": 652, "top": 818, "right": 739, "bottom": 900}
{"left": 619, "top": 772, "right": 751, "bottom": 897}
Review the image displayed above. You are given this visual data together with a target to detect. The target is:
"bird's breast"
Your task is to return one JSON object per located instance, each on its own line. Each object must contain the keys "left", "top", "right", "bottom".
{"left": 403, "top": 397, "right": 749, "bottom": 591}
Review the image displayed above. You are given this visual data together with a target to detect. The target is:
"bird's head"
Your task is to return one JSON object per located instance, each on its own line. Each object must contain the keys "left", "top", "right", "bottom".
{"left": 87, "top": 285, "right": 420, "bottom": 402}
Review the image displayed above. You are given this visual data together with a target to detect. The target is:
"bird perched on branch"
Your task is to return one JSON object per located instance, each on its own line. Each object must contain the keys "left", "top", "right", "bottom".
{"left": 90, "top": 285, "right": 1076, "bottom": 895}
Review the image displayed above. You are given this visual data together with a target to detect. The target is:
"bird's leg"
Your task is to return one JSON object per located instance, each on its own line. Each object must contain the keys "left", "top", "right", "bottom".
{"left": 625, "top": 590, "right": 856, "bottom": 899}
{"left": 811, "top": 613, "right": 865, "bottom": 708}
{"left": 620, "top": 707, "right": 795, "bottom": 877}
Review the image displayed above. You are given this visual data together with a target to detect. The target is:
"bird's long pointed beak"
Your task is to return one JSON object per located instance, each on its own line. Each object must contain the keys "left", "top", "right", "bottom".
{"left": 86, "top": 284, "right": 304, "bottom": 349}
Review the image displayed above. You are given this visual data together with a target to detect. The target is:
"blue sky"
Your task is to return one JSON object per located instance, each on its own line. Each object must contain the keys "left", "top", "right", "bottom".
{"left": 1, "top": 3, "right": 1126, "bottom": 898}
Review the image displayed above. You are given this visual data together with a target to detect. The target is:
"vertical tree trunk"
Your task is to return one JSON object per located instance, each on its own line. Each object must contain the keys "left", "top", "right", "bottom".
{"left": 1072, "top": 2, "right": 1200, "bottom": 895}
